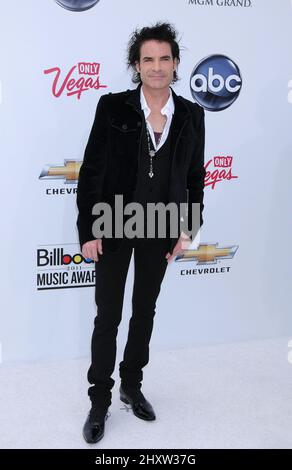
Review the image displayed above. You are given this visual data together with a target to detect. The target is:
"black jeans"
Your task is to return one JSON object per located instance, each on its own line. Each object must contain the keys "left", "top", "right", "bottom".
{"left": 87, "top": 236, "right": 171, "bottom": 409}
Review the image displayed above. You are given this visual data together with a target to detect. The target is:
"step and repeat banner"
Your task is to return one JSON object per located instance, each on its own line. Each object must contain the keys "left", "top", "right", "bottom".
{"left": 0, "top": 0, "right": 291, "bottom": 362}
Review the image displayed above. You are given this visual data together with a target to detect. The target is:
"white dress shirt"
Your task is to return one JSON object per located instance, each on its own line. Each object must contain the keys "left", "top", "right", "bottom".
{"left": 140, "top": 85, "right": 175, "bottom": 151}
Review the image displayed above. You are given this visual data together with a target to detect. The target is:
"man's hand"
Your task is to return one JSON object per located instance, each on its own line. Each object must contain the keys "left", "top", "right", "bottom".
{"left": 165, "top": 231, "right": 192, "bottom": 264}
{"left": 82, "top": 239, "right": 103, "bottom": 262}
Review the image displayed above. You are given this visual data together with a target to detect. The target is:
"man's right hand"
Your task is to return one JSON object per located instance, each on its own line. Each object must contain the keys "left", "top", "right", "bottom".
{"left": 82, "top": 239, "right": 103, "bottom": 262}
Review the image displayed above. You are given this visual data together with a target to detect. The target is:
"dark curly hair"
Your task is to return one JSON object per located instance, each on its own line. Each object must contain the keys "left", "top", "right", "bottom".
{"left": 126, "top": 21, "right": 181, "bottom": 84}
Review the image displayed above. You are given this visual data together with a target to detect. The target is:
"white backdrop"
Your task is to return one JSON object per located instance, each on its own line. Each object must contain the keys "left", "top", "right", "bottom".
{"left": 0, "top": 0, "right": 291, "bottom": 363}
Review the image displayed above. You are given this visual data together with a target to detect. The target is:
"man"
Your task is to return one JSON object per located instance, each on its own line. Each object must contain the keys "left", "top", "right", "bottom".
{"left": 76, "top": 22, "right": 206, "bottom": 444}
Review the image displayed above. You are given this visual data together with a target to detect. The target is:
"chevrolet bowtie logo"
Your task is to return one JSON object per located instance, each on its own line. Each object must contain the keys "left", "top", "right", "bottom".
{"left": 39, "top": 160, "right": 82, "bottom": 183}
{"left": 175, "top": 243, "right": 238, "bottom": 264}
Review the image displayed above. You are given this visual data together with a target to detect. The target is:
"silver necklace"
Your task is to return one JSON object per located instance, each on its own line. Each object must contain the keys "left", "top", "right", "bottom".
{"left": 145, "top": 120, "right": 166, "bottom": 178}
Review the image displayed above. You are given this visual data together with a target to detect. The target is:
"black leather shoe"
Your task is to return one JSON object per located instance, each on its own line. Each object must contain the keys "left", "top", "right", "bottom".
{"left": 82, "top": 406, "right": 110, "bottom": 444}
{"left": 120, "top": 385, "right": 156, "bottom": 421}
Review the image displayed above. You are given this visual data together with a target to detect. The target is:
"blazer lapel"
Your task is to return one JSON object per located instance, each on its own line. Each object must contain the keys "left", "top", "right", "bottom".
{"left": 125, "top": 82, "right": 143, "bottom": 116}
{"left": 168, "top": 86, "right": 191, "bottom": 166}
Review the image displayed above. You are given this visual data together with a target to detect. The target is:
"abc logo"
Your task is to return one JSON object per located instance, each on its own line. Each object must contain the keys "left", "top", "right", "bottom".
{"left": 54, "top": 0, "right": 99, "bottom": 11}
{"left": 190, "top": 54, "right": 242, "bottom": 111}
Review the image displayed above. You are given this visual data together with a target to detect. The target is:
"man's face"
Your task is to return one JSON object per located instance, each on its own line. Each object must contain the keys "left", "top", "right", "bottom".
{"left": 135, "top": 40, "right": 177, "bottom": 90}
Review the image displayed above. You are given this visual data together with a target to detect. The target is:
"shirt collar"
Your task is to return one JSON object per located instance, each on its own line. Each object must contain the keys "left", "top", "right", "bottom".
{"left": 140, "top": 85, "right": 175, "bottom": 119}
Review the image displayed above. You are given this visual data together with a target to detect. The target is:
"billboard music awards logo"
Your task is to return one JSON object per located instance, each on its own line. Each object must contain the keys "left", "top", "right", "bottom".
{"left": 36, "top": 244, "right": 95, "bottom": 290}
{"left": 54, "top": 0, "right": 100, "bottom": 11}
{"left": 43, "top": 62, "right": 107, "bottom": 99}
{"left": 190, "top": 54, "right": 242, "bottom": 111}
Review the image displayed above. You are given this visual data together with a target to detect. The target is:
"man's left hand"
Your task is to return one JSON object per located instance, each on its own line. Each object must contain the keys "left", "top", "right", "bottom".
{"left": 165, "top": 231, "right": 192, "bottom": 264}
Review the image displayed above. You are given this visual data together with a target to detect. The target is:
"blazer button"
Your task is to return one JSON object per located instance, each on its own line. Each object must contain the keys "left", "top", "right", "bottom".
{"left": 137, "top": 121, "right": 142, "bottom": 127}
{"left": 122, "top": 124, "right": 128, "bottom": 130}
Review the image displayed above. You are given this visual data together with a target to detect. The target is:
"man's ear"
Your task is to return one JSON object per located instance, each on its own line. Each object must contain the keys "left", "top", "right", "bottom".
{"left": 173, "top": 57, "right": 178, "bottom": 71}
{"left": 135, "top": 61, "right": 140, "bottom": 73}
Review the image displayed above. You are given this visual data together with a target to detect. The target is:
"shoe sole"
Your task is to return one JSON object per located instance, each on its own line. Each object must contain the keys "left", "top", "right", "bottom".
{"left": 120, "top": 395, "right": 156, "bottom": 421}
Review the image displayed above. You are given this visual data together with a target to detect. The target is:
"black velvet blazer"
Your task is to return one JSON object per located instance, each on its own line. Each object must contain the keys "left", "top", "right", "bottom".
{"left": 76, "top": 82, "right": 206, "bottom": 254}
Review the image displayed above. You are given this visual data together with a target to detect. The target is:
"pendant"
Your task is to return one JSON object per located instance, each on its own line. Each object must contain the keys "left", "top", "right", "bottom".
{"left": 149, "top": 171, "right": 154, "bottom": 178}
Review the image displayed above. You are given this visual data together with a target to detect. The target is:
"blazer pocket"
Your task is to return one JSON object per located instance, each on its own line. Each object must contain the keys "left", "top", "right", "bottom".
{"left": 110, "top": 119, "right": 138, "bottom": 133}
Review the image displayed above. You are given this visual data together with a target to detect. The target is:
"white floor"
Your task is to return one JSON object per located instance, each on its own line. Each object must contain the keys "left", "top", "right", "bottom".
{"left": 0, "top": 336, "right": 292, "bottom": 449}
